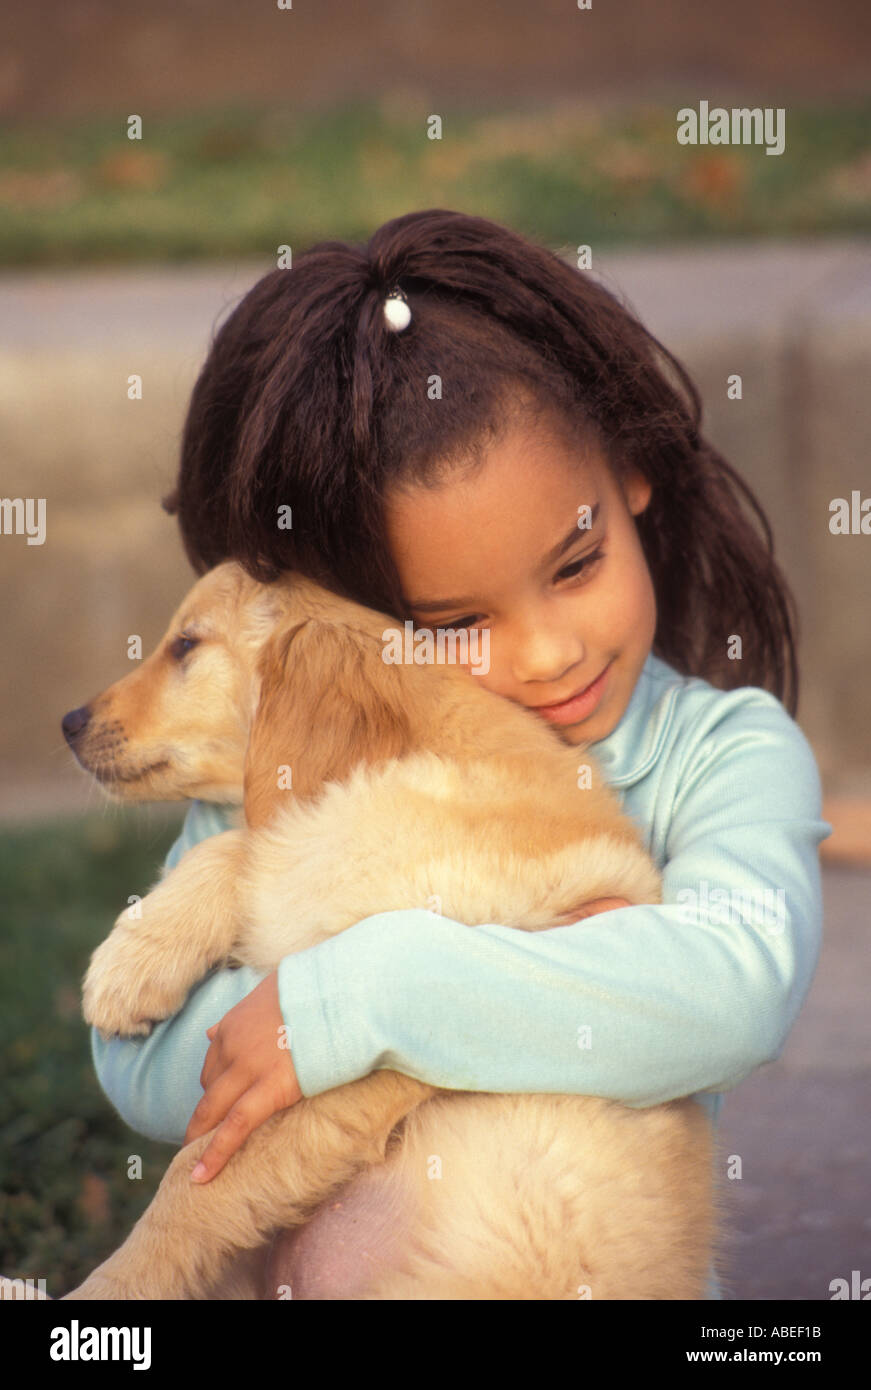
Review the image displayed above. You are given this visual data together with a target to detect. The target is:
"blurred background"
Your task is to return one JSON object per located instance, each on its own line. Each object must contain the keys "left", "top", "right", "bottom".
{"left": 0, "top": 0, "right": 868, "bottom": 1301}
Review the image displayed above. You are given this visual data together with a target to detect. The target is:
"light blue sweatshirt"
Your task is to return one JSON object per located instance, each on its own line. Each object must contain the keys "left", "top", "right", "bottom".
{"left": 90, "top": 651, "right": 832, "bottom": 1300}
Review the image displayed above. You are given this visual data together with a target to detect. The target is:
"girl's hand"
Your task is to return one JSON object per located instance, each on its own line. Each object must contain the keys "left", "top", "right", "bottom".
{"left": 184, "top": 970, "right": 302, "bottom": 1183}
{"left": 549, "top": 896, "right": 631, "bottom": 926}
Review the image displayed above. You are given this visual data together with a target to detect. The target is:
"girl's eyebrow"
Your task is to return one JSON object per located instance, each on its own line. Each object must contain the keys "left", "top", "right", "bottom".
{"left": 406, "top": 502, "right": 601, "bottom": 612}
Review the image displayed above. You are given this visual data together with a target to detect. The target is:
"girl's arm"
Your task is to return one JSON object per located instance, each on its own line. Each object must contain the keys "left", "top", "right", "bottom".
{"left": 272, "top": 686, "right": 830, "bottom": 1106}
{"left": 90, "top": 801, "right": 270, "bottom": 1146}
{"left": 92, "top": 686, "right": 831, "bottom": 1143}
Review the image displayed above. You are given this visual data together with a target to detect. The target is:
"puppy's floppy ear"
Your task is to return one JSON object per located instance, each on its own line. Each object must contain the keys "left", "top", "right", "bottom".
{"left": 244, "top": 617, "right": 417, "bottom": 827}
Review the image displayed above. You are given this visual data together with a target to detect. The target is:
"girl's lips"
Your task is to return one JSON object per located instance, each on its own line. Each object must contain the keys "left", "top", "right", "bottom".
{"left": 531, "top": 662, "right": 612, "bottom": 726}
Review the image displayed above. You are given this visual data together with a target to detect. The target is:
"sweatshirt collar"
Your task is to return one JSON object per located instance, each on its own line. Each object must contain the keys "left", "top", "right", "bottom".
{"left": 588, "top": 651, "right": 683, "bottom": 787}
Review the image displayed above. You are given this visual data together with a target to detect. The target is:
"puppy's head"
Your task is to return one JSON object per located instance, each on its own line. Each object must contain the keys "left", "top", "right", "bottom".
{"left": 63, "top": 557, "right": 452, "bottom": 821}
{"left": 243, "top": 607, "right": 417, "bottom": 826}
{"left": 61, "top": 562, "right": 287, "bottom": 805}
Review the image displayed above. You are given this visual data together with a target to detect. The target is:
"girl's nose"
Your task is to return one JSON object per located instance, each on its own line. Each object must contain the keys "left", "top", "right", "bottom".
{"left": 507, "top": 623, "right": 585, "bottom": 687}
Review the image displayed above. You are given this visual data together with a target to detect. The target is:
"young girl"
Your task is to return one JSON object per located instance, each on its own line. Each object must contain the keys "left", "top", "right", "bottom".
{"left": 91, "top": 208, "right": 831, "bottom": 1300}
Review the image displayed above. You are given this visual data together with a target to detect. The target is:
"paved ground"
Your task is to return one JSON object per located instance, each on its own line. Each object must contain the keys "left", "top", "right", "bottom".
{"left": 715, "top": 863, "right": 870, "bottom": 1300}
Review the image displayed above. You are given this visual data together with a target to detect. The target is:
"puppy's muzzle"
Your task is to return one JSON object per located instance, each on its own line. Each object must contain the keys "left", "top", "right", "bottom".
{"left": 62, "top": 705, "right": 91, "bottom": 744}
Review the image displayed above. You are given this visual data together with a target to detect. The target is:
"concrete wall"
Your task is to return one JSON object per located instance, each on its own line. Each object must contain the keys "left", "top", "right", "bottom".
{"left": 1, "top": 242, "right": 869, "bottom": 820}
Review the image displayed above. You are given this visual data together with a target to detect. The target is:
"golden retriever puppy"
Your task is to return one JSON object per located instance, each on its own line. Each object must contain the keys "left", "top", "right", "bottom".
{"left": 60, "top": 561, "right": 716, "bottom": 1300}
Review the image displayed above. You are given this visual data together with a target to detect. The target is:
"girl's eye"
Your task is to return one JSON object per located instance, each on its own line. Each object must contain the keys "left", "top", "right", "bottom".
{"left": 557, "top": 547, "right": 605, "bottom": 583}
{"left": 428, "top": 549, "right": 606, "bottom": 632}
{"left": 439, "top": 617, "right": 478, "bottom": 632}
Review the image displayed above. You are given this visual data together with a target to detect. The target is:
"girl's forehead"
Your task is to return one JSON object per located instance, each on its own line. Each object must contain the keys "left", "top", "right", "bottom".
{"left": 385, "top": 438, "right": 614, "bottom": 599}
{"left": 387, "top": 430, "right": 610, "bottom": 530}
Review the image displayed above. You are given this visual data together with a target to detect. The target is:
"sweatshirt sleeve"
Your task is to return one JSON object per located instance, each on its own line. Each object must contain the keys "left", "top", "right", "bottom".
{"left": 89, "top": 800, "right": 267, "bottom": 1147}
{"left": 275, "top": 692, "right": 831, "bottom": 1107}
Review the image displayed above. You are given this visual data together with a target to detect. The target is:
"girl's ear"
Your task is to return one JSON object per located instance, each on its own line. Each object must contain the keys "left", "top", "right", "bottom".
{"left": 243, "top": 618, "right": 416, "bottom": 827}
{"left": 624, "top": 468, "right": 652, "bottom": 516}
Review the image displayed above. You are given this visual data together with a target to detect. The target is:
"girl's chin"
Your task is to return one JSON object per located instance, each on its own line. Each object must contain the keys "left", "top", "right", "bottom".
{"left": 559, "top": 692, "right": 622, "bottom": 746}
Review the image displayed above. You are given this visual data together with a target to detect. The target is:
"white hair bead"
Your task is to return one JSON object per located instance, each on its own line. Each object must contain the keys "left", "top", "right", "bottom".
{"left": 383, "top": 288, "right": 411, "bottom": 332}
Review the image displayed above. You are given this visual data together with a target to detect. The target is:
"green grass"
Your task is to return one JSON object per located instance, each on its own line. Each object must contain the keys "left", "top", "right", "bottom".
{"left": 0, "top": 809, "right": 184, "bottom": 1296}
{"left": 0, "top": 95, "right": 868, "bottom": 266}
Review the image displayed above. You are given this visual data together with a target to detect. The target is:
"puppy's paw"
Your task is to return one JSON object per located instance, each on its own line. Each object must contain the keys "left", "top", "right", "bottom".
{"left": 82, "top": 970, "right": 154, "bottom": 1038}
{"left": 82, "top": 925, "right": 189, "bottom": 1038}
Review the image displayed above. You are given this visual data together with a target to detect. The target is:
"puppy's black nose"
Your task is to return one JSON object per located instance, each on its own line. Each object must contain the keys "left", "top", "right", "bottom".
{"left": 62, "top": 706, "right": 91, "bottom": 742}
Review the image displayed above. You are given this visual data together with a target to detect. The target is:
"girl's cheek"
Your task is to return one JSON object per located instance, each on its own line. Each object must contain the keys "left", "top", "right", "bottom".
{"left": 626, "top": 559, "right": 658, "bottom": 645}
{"left": 464, "top": 659, "right": 498, "bottom": 694}
{"left": 602, "top": 535, "right": 654, "bottom": 624}
{"left": 461, "top": 648, "right": 506, "bottom": 698}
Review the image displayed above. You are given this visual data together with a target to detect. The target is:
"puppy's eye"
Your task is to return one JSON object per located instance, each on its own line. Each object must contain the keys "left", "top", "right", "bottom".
{"left": 169, "top": 634, "right": 199, "bottom": 661}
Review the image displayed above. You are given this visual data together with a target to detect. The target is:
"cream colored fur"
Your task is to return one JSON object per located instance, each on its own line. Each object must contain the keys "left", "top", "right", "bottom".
{"left": 62, "top": 561, "right": 717, "bottom": 1300}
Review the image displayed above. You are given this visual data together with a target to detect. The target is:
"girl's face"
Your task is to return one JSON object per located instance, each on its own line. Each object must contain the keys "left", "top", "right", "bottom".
{"left": 384, "top": 415, "right": 657, "bottom": 746}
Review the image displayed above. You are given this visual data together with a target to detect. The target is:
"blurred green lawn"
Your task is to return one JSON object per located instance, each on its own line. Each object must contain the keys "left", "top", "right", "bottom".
{"left": 0, "top": 96, "right": 868, "bottom": 266}
{"left": 0, "top": 809, "right": 185, "bottom": 1296}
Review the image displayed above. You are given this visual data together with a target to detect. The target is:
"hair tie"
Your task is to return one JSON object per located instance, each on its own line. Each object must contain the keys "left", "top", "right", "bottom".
{"left": 383, "top": 286, "right": 411, "bottom": 332}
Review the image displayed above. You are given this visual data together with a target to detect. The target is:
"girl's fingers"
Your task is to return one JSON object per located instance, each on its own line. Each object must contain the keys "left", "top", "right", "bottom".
{"left": 199, "top": 1021, "right": 230, "bottom": 1089}
{"left": 199, "top": 1035, "right": 222, "bottom": 1091}
{"left": 578, "top": 896, "right": 632, "bottom": 916}
{"left": 185, "top": 1063, "right": 248, "bottom": 1145}
{"left": 190, "top": 1085, "right": 276, "bottom": 1183}
{"left": 550, "top": 896, "right": 632, "bottom": 925}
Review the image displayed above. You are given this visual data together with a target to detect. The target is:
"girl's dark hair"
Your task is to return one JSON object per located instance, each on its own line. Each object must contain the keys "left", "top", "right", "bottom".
{"left": 163, "top": 208, "right": 798, "bottom": 714}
